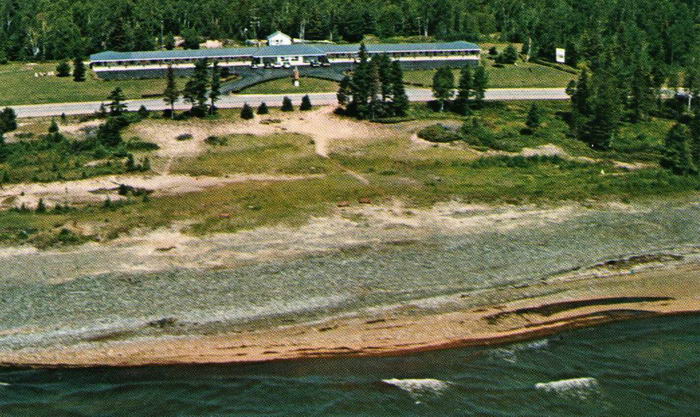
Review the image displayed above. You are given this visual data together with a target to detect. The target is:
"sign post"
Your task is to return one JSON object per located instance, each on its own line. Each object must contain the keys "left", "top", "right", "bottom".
{"left": 556, "top": 48, "right": 566, "bottom": 64}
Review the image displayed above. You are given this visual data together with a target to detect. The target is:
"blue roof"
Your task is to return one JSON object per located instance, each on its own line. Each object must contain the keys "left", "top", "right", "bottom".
{"left": 252, "top": 44, "right": 325, "bottom": 57}
{"left": 90, "top": 41, "right": 480, "bottom": 62}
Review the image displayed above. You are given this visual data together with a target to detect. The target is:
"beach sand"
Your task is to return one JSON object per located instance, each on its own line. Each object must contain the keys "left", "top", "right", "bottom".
{"left": 2, "top": 262, "right": 697, "bottom": 368}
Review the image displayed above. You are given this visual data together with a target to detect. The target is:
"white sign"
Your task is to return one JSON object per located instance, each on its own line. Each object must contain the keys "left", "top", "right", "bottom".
{"left": 556, "top": 48, "right": 566, "bottom": 64}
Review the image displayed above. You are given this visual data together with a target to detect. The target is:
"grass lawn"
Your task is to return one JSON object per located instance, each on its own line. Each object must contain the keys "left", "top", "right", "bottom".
{"left": 403, "top": 60, "right": 577, "bottom": 89}
{"left": 241, "top": 77, "right": 339, "bottom": 94}
{"left": 0, "top": 62, "right": 166, "bottom": 106}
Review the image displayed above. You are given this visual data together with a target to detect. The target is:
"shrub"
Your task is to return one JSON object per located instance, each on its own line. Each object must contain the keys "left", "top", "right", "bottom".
{"left": 300, "top": 95, "right": 312, "bottom": 111}
{"left": 124, "top": 137, "right": 160, "bottom": 151}
{"left": 488, "top": 46, "right": 498, "bottom": 56}
{"left": 137, "top": 105, "right": 149, "bottom": 118}
{"left": 176, "top": 133, "right": 193, "bottom": 141}
{"left": 497, "top": 44, "right": 519, "bottom": 64}
{"left": 56, "top": 61, "right": 71, "bottom": 77}
{"left": 240, "top": 103, "right": 255, "bottom": 119}
{"left": 257, "top": 102, "right": 269, "bottom": 115}
{"left": 281, "top": 96, "right": 294, "bottom": 112}
{"left": 417, "top": 124, "right": 461, "bottom": 143}
{"left": 204, "top": 135, "right": 228, "bottom": 146}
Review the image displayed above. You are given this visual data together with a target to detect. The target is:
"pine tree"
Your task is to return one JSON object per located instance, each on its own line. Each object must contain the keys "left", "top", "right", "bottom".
{"left": 36, "top": 198, "right": 47, "bottom": 213}
{"left": 526, "top": 103, "right": 542, "bottom": 129}
{"left": 183, "top": 59, "right": 210, "bottom": 117}
{"left": 137, "top": 105, "right": 149, "bottom": 118}
{"left": 629, "top": 47, "right": 655, "bottom": 122}
{"left": 164, "top": 33, "right": 176, "bottom": 50}
{"left": 432, "top": 67, "right": 454, "bottom": 112}
{"left": 182, "top": 28, "right": 201, "bottom": 50}
{"left": 661, "top": 124, "right": 698, "bottom": 175}
{"left": 48, "top": 119, "right": 59, "bottom": 134}
{"left": 72, "top": 56, "right": 86, "bottom": 82}
{"left": 689, "top": 111, "right": 700, "bottom": 166}
{"left": 351, "top": 43, "right": 371, "bottom": 118}
{"left": 300, "top": 95, "right": 312, "bottom": 111}
{"left": 240, "top": 103, "right": 255, "bottom": 119}
{"left": 499, "top": 44, "right": 519, "bottom": 64}
{"left": 163, "top": 65, "right": 179, "bottom": 119}
{"left": 337, "top": 75, "right": 352, "bottom": 108}
{"left": 368, "top": 58, "right": 383, "bottom": 119}
{"left": 56, "top": 61, "right": 71, "bottom": 77}
{"left": 0, "top": 108, "right": 17, "bottom": 132}
{"left": 580, "top": 73, "right": 621, "bottom": 150}
{"left": 107, "top": 87, "right": 127, "bottom": 115}
{"left": 209, "top": 62, "right": 221, "bottom": 114}
{"left": 473, "top": 66, "right": 488, "bottom": 109}
{"left": 257, "top": 102, "right": 269, "bottom": 115}
{"left": 390, "top": 61, "right": 409, "bottom": 116}
{"left": 281, "top": 96, "right": 294, "bottom": 112}
{"left": 456, "top": 65, "right": 474, "bottom": 115}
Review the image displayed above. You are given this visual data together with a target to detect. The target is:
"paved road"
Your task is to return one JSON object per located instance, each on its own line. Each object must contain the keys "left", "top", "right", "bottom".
{"left": 12, "top": 88, "right": 569, "bottom": 118}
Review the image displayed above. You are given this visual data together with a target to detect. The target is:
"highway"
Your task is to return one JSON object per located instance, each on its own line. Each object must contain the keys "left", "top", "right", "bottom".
{"left": 11, "top": 88, "right": 570, "bottom": 119}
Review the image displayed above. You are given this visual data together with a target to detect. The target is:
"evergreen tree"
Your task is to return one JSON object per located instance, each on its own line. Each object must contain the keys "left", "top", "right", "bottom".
{"left": 629, "top": 46, "right": 655, "bottom": 122}
{"left": 300, "top": 95, "right": 312, "bottom": 111}
{"left": 689, "top": 111, "right": 700, "bottom": 166}
{"left": 164, "top": 33, "right": 176, "bottom": 50}
{"left": 107, "top": 87, "right": 127, "bottom": 115}
{"left": 182, "top": 28, "right": 201, "bottom": 49}
{"left": 72, "top": 56, "right": 86, "bottom": 82}
{"left": 661, "top": 124, "right": 697, "bottom": 175}
{"left": 368, "top": 58, "right": 383, "bottom": 119}
{"left": 137, "top": 105, "right": 149, "bottom": 118}
{"left": 580, "top": 73, "right": 621, "bottom": 150}
{"left": 432, "top": 67, "right": 454, "bottom": 112}
{"left": 36, "top": 199, "right": 47, "bottom": 214}
{"left": 209, "top": 62, "right": 221, "bottom": 114}
{"left": 163, "top": 65, "right": 179, "bottom": 119}
{"left": 281, "top": 96, "right": 294, "bottom": 112}
{"left": 183, "top": 59, "right": 210, "bottom": 117}
{"left": 390, "top": 61, "right": 409, "bottom": 116}
{"left": 240, "top": 103, "right": 255, "bottom": 119}
{"left": 0, "top": 108, "right": 17, "bottom": 133}
{"left": 257, "top": 102, "right": 269, "bottom": 115}
{"left": 96, "top": 117, "right": 123, "bottom": 147}
{"left": 337, "top": 75, "right": 352, "bottom": 108}
{"left": 526, "top": 103, "right": 542, "bottom": 129}
{"left": 498, "top": 44, "right": 519, "bottom": 64}
{"left": 56, "top": 61, "right": 71, "bottom": 77}
{"left": 473, "top": 66, "right": 488, "bottom": 108}
{"left": 48, "top": 119, "right": 59, "bottom": 134}
{"left": 456, "top": 65, "right": 474, "bottom": 115}
{"left": 351, "top": 43, "right": 371, "bottom": 118}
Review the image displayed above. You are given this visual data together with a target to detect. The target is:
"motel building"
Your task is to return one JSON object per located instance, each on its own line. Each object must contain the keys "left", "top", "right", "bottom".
{"left": 89, "top": 31, "right": 481, "bottom": 80}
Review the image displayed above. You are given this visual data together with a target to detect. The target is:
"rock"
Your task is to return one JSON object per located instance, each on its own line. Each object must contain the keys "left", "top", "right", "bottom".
{"left": 337, "top": 201, "right": 351, "bottom": 207}
{"left": 358, "top": 198, "right": 372, "bottom": 204}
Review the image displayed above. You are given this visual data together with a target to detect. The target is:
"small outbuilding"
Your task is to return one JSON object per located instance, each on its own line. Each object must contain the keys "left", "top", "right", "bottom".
{"left": 267, "top": 31, "right": 292, "bottom": 46}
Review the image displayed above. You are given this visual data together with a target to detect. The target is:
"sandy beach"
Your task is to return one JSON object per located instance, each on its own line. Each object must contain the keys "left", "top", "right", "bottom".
{"left": 2, "top": 261, "right": 698, "bottom": 368}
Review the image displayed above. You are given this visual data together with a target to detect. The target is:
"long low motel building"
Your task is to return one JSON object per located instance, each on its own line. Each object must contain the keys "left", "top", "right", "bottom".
{"left": 89, "top": 41, "right": 481, "bottom": 77}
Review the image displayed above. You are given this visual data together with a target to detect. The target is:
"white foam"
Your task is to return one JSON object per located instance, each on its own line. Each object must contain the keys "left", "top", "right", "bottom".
{"left": 535, "top": 377, "right": 599, "bottom": 398}
{"left": 0, "top": 382, "right": 10, "bottom": 386}
{"left": 382, "top": 378, "right": 450, "bottom": 396}
{"left": 491, "top": 338, "right": 549, "bottom": 362}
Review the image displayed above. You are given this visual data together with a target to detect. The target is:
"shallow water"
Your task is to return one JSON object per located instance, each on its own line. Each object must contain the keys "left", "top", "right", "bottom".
{"left": 0, "top": 316, "right": 698, "bottom": 416}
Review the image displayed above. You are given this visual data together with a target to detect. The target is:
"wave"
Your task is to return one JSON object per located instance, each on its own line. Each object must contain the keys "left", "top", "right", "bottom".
{"left": 382, "top": 378, "right": 450, "bottom": 396}
{"left": 535, "top": 377, "right": 599, "bottom": 399}
{"left": 490, "top": 338, "right": 550, "bottom": 362}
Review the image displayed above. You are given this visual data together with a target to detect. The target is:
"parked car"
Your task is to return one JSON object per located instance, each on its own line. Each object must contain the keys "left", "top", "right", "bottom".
{"left": 283, "top": 62, "right": 291, "bottom": 69}
{"left": 272, "top": 62, "right": 284, "bottom": 69}
{"left": 310, "top": 60, "right": 321, "bottom": 67}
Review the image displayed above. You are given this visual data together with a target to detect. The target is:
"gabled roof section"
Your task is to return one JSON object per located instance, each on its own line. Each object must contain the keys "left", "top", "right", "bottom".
{"left": 267, "top": 31, "right": 291, "bottom": 39}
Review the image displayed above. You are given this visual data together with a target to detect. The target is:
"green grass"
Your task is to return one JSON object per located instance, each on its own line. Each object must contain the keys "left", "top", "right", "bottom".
{"left": 1, "top": 101, "right": 697, "bottom": 247}
{"left": 241, "top": 77, "right": 339, "bottom": 94}
{"left": 0, "top": 62, "right": 166, "bottom": 106}
{"left": 403, "top": 60, "right": 577, "bottom": 89}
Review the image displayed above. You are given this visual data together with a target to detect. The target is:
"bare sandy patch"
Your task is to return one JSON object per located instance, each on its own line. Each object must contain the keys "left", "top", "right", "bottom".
{"left": 0, "top": 173, "right": 321, "bottom": 210}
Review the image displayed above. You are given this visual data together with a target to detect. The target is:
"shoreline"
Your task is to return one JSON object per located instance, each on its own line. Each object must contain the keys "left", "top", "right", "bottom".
{"left": 3, "top": 262, "right": 698, "bottom": 369}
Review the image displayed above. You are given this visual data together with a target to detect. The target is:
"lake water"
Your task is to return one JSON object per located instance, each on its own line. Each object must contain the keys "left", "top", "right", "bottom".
{"left": 0, "top": 315, "right": 697, "bottom": 416}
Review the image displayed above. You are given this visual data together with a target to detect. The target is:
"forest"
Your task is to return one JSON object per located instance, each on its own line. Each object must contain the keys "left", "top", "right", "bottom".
{"left": 0, "top": 0, "right": 698, "bottom": 70}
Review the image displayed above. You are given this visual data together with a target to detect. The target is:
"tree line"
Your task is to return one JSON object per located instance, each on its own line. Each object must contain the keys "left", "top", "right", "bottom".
{"left": 1, "top": 0, "right": 698, "bottom": 72}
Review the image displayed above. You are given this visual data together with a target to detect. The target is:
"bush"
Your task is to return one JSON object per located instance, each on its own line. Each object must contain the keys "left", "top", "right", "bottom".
{"left": 300, "top": 95, "right": 312, "bottom": 111}
{"left": 137, "top": 105, "right": 149, "bottom": 118}
{"left": 417, "top": 124, "right": 461, "bottom": 143}
{"left": 488, "top": 46, "right": 498, "bottom": 56}
{"left": 257, "top": 102, "right": 269, "bottom": 115}
{"left": 56, "top": 61, "right": 71, "bottom": 77}
{"left": 497, "top": 44, "right": 519, "bottom": 64}
{"left": 204, "top": 135, "right": 228, "bottom": 146}
{"left": 281, "top": 96, "right": 294, "bottom": 112}
{"left": 176, "top": 133, "right": 193, "bottom": 141}
{"left": 124, "top": 137, "right": 160, "bottom": 151}
{"left": 241, "top": 103, "right": 255, "bottom": 119}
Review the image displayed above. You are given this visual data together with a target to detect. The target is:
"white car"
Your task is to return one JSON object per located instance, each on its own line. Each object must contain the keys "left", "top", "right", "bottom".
{"left": 272, "top": 62, "right": 283, "bottom": 69}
